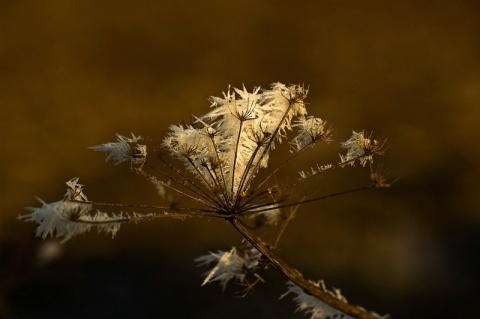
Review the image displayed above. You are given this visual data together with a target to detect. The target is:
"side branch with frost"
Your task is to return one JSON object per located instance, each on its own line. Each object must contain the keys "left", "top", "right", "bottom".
{"left": 21, "top": 83, "right": 390, "bottom": 319}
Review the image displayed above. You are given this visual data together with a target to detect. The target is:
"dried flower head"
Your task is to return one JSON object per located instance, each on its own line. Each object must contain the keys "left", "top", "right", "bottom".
{"left": 340, "top": 131, "right": 386, "bottom": 167}
{"left": 21, "top": 82, "right": 389, "bottom": 319}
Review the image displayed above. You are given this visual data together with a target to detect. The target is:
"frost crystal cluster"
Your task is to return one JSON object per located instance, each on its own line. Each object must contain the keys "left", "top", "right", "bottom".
{"left": 21, "top": 178, "right": 123, "bottom": 243}
{"left": 163, "top": 83, "right": 320, "bottom": 204}
{"left": 195, "top": 245, "right": 262, "bottom": 291}
{"left": 90, "top": 133, "right": 147, "bottom": 167}
{"left": 282, "top": 280, "right": 353, "bottom": 319}
{"left": 21, "top": 83, "right": 388, "bottom": 319}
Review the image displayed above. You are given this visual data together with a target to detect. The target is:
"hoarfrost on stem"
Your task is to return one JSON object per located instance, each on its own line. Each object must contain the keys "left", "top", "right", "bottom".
{"left": 20, "top": 178, "right": 124, "bottom": 242}
{"left": 282, "top": 281, "right": 354, "bottom": 319}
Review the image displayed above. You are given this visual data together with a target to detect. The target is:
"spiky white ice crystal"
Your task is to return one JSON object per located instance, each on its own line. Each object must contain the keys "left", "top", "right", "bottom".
{"left": 65, "top": 177, "right": 89, "bottom": 201}
{"left": 21, "top": 199, "right": 93, "bottom": 242}
{"left": 298, "top": 163, "right": 333, "bottom": 181}
{"left": 21, "top": 178, "right": 124, "bottom": 242}
{"left": 195, "top": 247, "right": 247, "bottom": 290}
{"left": 282, "top": 281, "right": 353, "bottom": 319}
{"left": 90, "top": 133, "right": 147, "bottom": 166}
{"left": 195, "top": 246, "right": 262, "bottom": 290}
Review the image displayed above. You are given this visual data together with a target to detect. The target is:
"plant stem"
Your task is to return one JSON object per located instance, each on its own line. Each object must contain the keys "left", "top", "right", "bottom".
{"left": 228, "top": 217, "right": 381, "bottom": 319}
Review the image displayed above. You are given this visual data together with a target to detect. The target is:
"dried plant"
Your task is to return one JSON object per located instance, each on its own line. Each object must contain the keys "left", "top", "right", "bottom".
{"left": 21, "top": 83, "right": 390, "bottom": 319}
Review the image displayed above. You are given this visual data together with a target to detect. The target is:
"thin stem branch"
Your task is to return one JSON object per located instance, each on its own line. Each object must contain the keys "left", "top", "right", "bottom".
{"left": 209, "top": 135, "right": 230, "bottom": 204}
{"left": 252, "top": 143, "right": 308, "bottom": 192}
{"left": 185, "top": 157, "right": 223, "bottom": 208}
{"left": 242, "top": 185, "right": 373, "bottom": 216}
{"left": 231, "top": 120, "right": 244, "bottom": 196}
{"left": 279, "top": 153, "right": 370, "bottom": 194}
{"left": 202, "top": 163, "right": 228, "bottom": 207}
{"left": 71, "top": 200, "right": 231, "bottom": 218}
{"left": 151, "top": 157, "right": 213, "bottom": 202}
{"left": 234, "top": 142, "right": 263, "bottom": 208}
{"left": 240, "top": 98, "right": 295, "bottom": 196}
{"left": 272, "top": 196, "right": 304, "bottom": 249}
{"left": 142, "top": 162, "right": 217, "bottom": 209}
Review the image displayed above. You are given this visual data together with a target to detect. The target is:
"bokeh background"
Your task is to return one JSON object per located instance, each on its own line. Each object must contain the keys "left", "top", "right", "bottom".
{"left": 1, "top": 1, "right": 479, "bottom": 318}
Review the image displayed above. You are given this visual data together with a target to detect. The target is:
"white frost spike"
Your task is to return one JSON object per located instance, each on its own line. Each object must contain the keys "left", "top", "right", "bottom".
{"left": 65, "top": 177, "right": 89, "bottom": 201}
{"left": 281, "top": 281, "right": 354, "bottom": 319}
{"left": 242, "top": 245, "right": 263, "bottom": 270}
{"left": 298, "top": 164, "right": 332, "bottom": 181}
{"left": 195, "top": 247, "right": 246, "bottom": 290}
{"left": 195, "top": 245, "right": 263, "bottom": 290}
{"left": 20, "top": 179, "right": 125, "bottom": 242}
{"left": 21, "top": 199, "right": 93, "bottom": 243}
{"left": 90, "top": 133, "right": 147, "bottom": 166}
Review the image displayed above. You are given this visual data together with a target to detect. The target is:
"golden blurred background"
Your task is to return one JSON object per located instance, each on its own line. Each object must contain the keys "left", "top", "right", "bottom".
{"left": 1, "top": 1, "right": 479, "bottom": 318}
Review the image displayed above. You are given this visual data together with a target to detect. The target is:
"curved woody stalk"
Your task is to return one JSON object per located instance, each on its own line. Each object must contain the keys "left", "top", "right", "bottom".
{"left": 21, "top": 83, "right": 389, "bottom": 319}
